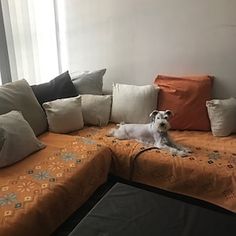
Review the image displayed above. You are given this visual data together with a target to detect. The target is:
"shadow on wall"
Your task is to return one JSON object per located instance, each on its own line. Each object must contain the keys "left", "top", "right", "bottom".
{"left": 212, "top": 77, "right": 232, "bottom": 99}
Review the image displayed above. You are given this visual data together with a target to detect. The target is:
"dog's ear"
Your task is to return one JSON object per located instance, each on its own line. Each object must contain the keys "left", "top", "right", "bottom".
{"left": 149, "top": 110, "right": 159, "bottom": 122}
{"left": 165, "top": 110, "right": 173, "bottom": 118}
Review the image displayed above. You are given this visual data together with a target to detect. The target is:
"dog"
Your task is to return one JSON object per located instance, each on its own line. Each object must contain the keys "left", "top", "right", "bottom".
{"left": 108, "top": 110, "right": 192, "bottom": 157}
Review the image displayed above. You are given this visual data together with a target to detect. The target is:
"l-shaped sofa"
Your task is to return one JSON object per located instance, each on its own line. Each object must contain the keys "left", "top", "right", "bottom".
{"left": 0, "top": 73, "right": 235, "bottom": 236}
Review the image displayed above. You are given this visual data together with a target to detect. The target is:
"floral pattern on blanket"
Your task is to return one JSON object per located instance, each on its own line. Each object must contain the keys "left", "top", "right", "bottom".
{"left": 0, "top": 136, "right": 107, "bottom": 220}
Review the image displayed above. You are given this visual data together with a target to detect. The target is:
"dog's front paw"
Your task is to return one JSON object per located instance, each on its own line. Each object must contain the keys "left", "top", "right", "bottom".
{"left": 182, "top": 147, "right": 192, "bottom": 153}
{"left": 177, "top": 150, "right": 190, "bottom": 157}
{"left": 170, "top": 149, "right": 178, "bottom": 156}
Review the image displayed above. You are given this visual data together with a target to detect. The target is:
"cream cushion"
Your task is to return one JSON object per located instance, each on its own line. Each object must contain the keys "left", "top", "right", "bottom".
{"left": 0, "top": 111, "right": 46, "bottom": 168}
{"left": 111, "top": 83, "right": 159, "bottom": 123}
{"left": 206, "top": 97, "right": 236, "bottom": 136}
{"left": 81, "top": 95, "right": 112, "bottom": 126}
{"left": 43, "top": 96, "right": 84, "bottom": 133}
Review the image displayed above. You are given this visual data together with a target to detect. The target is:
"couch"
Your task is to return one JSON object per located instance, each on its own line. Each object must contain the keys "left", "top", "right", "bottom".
{"left": 0, "top": 72, "right": 235, "bottom": 236}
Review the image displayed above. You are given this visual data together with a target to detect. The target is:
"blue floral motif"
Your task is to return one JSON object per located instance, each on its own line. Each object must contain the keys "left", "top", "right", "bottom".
{"left": 79, "top": 137, "right": 97, "bottom": 145}
{"left": 61, "top": 152, "right": 76, "bottom": 162}
{"left": 208, "top": 151, "right": 221, "bottom": 161}
{"left": 0, "top": 193, "right": 17, "bottom": 206}
{"left": 33, "top": 171, "right": 50, "bottom": 180}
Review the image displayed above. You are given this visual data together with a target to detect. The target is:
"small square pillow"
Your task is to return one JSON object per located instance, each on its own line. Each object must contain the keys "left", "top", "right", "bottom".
{"left": 154, "top": 75, "right": 213, "bottom": 131}
{"left": 81, "top": 95, "right": 112, "bottom": 126}
{"left": 111, "top": 83, "right": 159, "bottom": 124}
{"left": 43, "top": 96, "right": 84, "bottom": 134}
{"left": 206, "top": 97, "right": 236, "bottom": 137}
{"left": 31, "top": 71, "right": 78, "bottom": 106}
{"left": 0, "top": 111, "right": 46, "bottom": 168}
{"left": 71, "top": 69, "right": 106, "bottom": 95}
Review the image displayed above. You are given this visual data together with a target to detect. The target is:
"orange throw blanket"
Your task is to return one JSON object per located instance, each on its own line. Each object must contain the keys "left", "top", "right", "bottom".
{"left": 0, "top": 133, "right": 111, "bottom": 236}
{"left": 74, "top": 124, "right": 236, "bottom": 212}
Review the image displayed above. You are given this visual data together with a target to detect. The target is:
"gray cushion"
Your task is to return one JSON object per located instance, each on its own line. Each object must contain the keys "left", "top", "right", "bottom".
{"left": 0, "top": 79, "right": 47, "bottom": 136}
{"left": 81, "top": 95, "right": 112, "bottom": 126}
{"left": 71, "top": 69, "right": 106, "bottom": 95}
{"left": 43, "top": 96, "right": 84, "bottom": 134}
{"left": 0, "top": 111, "right": 46, "bottom": 168}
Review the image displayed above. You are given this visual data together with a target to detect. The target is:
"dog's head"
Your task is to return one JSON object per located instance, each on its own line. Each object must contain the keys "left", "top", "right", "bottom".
{"left": 149, "top": 110, "right": 173, "bottom": 132}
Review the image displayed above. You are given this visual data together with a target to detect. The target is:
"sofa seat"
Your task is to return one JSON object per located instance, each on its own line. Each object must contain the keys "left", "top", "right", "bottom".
{"left": 71, "top": 124, "right": 147, "bottom": 179}
{"left": 73, "top": 124, "right": 236, "bottom": 212}
{"left": 0, "top": 132, "right": 111, "bottom": 236}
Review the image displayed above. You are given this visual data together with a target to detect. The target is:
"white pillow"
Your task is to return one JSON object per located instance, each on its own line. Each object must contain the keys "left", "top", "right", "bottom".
{"left": 206, "top": 97, "right": 236, "bottom": 136}
{"left": 43, "top": 96, "right": 84, "bottom": 133}
{"left": 81, "top": 95, "right": 112, "bottom": 126}
{"left": 111, "top": 83, "right": 159, "bottom": 124}
{"left": 0, "top": 111, "right": 46, "bottom": 168}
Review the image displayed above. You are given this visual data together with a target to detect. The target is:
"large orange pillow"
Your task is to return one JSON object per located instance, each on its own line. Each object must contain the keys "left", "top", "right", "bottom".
{"left": 154, "top": 75, "right": 213, "bottom": 131}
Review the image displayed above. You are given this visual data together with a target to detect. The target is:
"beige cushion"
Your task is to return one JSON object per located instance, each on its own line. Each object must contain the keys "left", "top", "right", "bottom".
{"left": 81, "top": 95, "right": 112, "bottom": 126}
{"left": 111, "top": 83, "right": 159, "bottom": 123}
{"left": 206, "top": 97, "right": 236, "bottom": 136}
{"left": 0, "top": 111, "right": 46, "bottom": 168}
{"left": 0, "top": 79, "right": 47, "bottom": 136}
{"left": 43, "top": 96, "right": 84, "bottom": 133}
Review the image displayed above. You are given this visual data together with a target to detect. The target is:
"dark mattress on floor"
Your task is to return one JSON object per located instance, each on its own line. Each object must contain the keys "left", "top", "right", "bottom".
{"left": 69, "top": 182, "right": 236, "bottom": 236}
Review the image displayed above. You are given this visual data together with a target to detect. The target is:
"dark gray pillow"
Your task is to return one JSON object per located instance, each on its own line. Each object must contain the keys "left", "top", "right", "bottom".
{"left": 71, "top": 69, "right": 106, "bottom": 95}
{"left": 31, "top": 71, "right": 78, "bottom": 106}
{"left": 0, "top": 111, "right": 46, "bottom": 168}
{"left": 0, "top": 79, "right": 47, "bottom": 136}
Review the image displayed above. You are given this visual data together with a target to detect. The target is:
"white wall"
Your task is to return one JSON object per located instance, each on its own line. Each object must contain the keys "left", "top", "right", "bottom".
{"left": 61, "top": 0, "right": 236, "bottom": 98}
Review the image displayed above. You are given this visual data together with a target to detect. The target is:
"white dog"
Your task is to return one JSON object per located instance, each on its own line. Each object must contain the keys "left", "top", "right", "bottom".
{"left": 108, "top": 110, "right": 192, "bottom": 157}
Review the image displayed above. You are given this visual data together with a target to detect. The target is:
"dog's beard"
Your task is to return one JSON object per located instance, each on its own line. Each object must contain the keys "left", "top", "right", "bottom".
{"left": 157, "top": 123, "right": 170, "bottom": 132}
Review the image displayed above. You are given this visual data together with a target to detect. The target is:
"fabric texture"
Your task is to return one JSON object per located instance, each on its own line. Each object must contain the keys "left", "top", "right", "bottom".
{"left": 72, "top": 124, "right": 236, "bottom": 213}
{"left": 0, "top": 132, "right": 111, "bottom": 236}
{"left": 0, "top": 111, "right": 45, "bottom": 168}
{"left": 0, "top": 79, "right": 47, "bottom": 136}
{"left": 43, "top": 96, "right": 84, "bottom": 134}
{"left": 71, "top": 69, "right": 106, "bottom": 95}
{"left": 206, "top": 97, "right": 236, "bottom": 136}
{"left": 111, "top": 83, "right": 159, "bottom": 124}
{"left": 154, "top": 75, "right": 213, "bottom": 131}
{"left": 31, "top": 71, "right": 78, "bottom": 106}
{"left": 81, "top": 95, "right": 112, "bottom": 126}
{"left": 69, "top": 183, "right": 236, "bottom": 236}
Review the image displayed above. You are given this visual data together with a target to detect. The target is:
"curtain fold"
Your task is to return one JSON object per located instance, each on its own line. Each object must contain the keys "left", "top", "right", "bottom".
{"left": 2, "top": 0, "right": 60, "bottom": 85}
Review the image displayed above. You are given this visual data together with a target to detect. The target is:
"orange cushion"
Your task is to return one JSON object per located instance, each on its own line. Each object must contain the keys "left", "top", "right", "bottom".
{"left": 154, "top": 75, "right": 213, "bottom": 131}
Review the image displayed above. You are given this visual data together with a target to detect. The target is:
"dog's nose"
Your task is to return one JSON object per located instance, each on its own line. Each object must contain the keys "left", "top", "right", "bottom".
{"left": 160, "top": 123, "right": 165, "bottom": 127}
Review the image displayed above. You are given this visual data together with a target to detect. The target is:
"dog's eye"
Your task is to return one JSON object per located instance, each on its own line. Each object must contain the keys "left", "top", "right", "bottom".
{"left": 164, "top": 116, "right": 168, "bottom": 119}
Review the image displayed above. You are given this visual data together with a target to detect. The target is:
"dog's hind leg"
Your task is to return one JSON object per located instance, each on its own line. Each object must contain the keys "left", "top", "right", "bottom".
{"left": 107, "top": 125, "right": 129, "bottom": 140}
{"left": 106, "top": 128, "right": 116, "bottom": 137}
